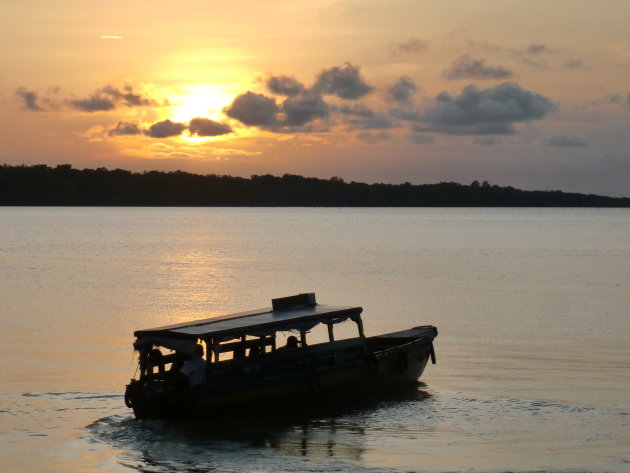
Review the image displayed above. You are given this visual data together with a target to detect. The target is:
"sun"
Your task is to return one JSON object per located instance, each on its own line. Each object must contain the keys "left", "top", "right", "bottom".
{"left": 169, "top": 84, "right": 234, "bottom": 123}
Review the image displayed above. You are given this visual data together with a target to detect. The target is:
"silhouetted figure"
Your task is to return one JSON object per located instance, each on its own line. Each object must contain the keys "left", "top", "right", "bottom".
{"left": 180, "top": 344, "right": 207, "bottom": 387}
{"left": 281, "top": 335, "right": 299, "bottom": 350}
{"left": 233, "top": 343, "right": 246, "bottom": 360}
{"left": 169, "top": 351, "right": 187, "bottom": 374}
{"left": 147, "top": 348, "right": 165, "bottom": 378}
{"left": 248, "top": 341, "right": 263, "bottom": 359}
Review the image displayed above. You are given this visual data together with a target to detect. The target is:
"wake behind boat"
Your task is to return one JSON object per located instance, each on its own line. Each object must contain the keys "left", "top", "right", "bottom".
{"left": 125, "top": 293, "right": 437, "bottom": 419}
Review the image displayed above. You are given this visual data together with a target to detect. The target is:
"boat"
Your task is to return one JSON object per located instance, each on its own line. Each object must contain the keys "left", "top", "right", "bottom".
{"left": 124, "top": 293, "right": 437, "bottom": 419}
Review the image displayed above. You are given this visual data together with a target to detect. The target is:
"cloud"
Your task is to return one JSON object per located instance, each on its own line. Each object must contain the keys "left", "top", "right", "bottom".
{"left": 391, "top": 37, "right": 428, "bottom": 55}
{"left": 205, "top": 148, "right": 262, "bottom": 157}
{"left": 266, "top": 75, "right": 305, "bottom": 97}
{"left": 313, "top": 63, "right": 373, "bottom": 100}
{"left": 564, "top": 59, "right": 585, "bottom": 69}
{"left": 188, "top": 117, "right": 232, "bottom": 136}
{"left": 605, "top": 94, "right": 626, "bottom": 106}
{"left": 146, "top": 119, "right": 187, "bottom": 138}
{"left": 144, "top": 142, "right": 262, "bottom": 160}
{"left": 102, "top": 85, "right": 158, "bottom": 107}
{"left": 108, "top": 117, "right": 231, "bottom": 139}
{"left": 388, "top": 76, "right": 418, "bottom": 103}
{"left": 520, "top": 44, "right": 550, "bottom": 68}
{"left": 443, "top": 55, "right": 513, "bottom": 80}
{"left": 15, "top": 87, "right": 44, "bottom": 111}
{"left": 100, "top": 35, "right": 123, "bottom": 40}
{"left": 389, "top": 107, "right": 423, "bottom": 122}
{"left": 474, "top": 137, "right": 501, "bottom": 146}
{"left": 467, "top": 39, "right": 506, "bottom": 54}
{"left": 108, "top": 121, "right": 142, "bottom": 136}
{"left": 337, "top": 103, "right": 397, "bottom": 130}
{"left": 546, "top": 135, "right": 588, "bottom": 147}
{"left": 347, "top": 113, "right": 398, "bottom": 131}
{"left": 226, "top": 90, "right": 330, "bottom": 130}
{"left": 357, "top": 131, "right": 392, "bottom": 143}
{"left": 407, "top": 133, "right": 435, "bottom": 145}
{"left": 527, "top": 44, "right": 547, "bottom": 55}
{"left": 421, "top": 82, "right": 556, "bottom": 135}
{"left": 225, "top": 91, "right": 280, "bottom": 126}
{"left": 71, "top": 96, "right": 116, "bottom": 112}
{"left": 577, "top": 93, "right": 629, "bottom": 109}
{"left": 70, "top": 85, "right": 159, "bottom": 112}
{"left": 225, "top": 63, "right": 376, "bottom": 132}
{"left": 282, "top": 95, "right": 329, "bottom": 126}
{"left": 468, "top": 40, "right": 549, "bottom": 69}
{"left": 338, "top": 104, "right": 374, "bottom": 117}
{"left": 627, "top": 93, "right": 630, "bottom": 108}
{"left": 146, "top": 142, "right": 195, "bottom": 159}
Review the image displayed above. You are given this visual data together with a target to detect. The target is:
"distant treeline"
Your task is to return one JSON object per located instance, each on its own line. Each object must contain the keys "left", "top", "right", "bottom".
{"left": 1, "top": 164, "right": 629, "bottom": 207}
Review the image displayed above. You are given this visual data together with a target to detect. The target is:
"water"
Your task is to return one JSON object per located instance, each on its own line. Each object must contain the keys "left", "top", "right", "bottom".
{"left": 1, "top": 207, "right": 629, "bottom": 473}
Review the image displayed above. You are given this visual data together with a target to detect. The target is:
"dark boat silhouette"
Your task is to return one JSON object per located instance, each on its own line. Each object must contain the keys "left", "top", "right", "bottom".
{"left": 125, "top": 293, "right": 437, "bottom": 419}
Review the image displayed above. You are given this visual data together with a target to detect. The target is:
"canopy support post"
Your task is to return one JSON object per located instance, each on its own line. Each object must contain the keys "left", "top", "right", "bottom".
{"left": 327, "top": 323, "right": 336, "bottom": 362}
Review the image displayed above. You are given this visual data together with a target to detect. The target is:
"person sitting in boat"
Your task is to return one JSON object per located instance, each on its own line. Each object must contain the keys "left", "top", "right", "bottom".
{"left": 179, "top": 344, "right": 207, "bottom": 388}
{"left": 278, "top": 335, "right": 299, "bottom": 350}
{"left": 233, "top": 342, "right": 246, "bottom": 360}
{"left": 248, "top": 341, "right": 263, "bottom": 358}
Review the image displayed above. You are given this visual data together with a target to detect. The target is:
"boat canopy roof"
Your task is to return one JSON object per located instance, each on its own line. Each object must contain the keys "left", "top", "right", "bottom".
{"left": 133, "top": 294, "right": 363, "bottom": 352}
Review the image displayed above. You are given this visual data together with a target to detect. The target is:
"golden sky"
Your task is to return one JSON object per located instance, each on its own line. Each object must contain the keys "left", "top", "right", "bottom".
{"left": 2, "top": 0, "right": 630, "bottom": 196}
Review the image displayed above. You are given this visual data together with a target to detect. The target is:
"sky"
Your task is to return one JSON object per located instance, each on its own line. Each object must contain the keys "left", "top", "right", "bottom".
{"left": 2, "top": 0, "right": 630, "bottom": 197}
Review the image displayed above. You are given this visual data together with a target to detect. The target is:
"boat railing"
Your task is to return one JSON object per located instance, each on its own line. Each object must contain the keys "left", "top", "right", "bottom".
{"left": 206, "top": 336, "right": 369, "bottom": 377}
{"left": 302, "top": 337, "right": 367, "bottom": 365}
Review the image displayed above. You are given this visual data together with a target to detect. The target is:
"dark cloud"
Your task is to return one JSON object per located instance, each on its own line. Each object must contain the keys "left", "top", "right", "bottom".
{"left": 474, "top": 137, "right": 501, "bottom": 146}
{"left": 356, "top": 131, "right": 392, "bottom": 143}
{"left": 266, "top": 75, "right": 305, "bottom": 97}
{"left": 546, "top": 135, "right": 588, "bottom": 147}
{"left": 392, "top": 37, "right": 428, "bottom": 55}
{"left": 527, "top": 44, "right": 547, "bottom": 55}
{"left": 389, "top": 107, "right": 423, "bottom": 122}
{"left": 15, "top": 87, "right": 44, "bottom": 111}
{"left": 71, "top": 96, "right": 116, "bottom": 112}
{"left": 627, "top": 93, "right": 630, "bottom": 108}
{"left": 70, "top": 85, "right": 158, "bottom": 112}
{"left": 188, "top": 118, "right": 232, "bottom": 137}
{"left": 421, "top": 82, "right": 556, "bottom": 135}
{"left": 224, "top": 63, "right": 375, "bottom": 132}
{"left": 426, "top": 123, "right": 515, "bottom": 135}
{"left": 225, "top": 91, "right": 280, "bottom": 126}
{"left": 443, "top": 55, "right": 513, "bottom": 80}
{"left": 337, "top": 104, "right": 397, "bottom": 130}
{"left": 282, "top": 95, "right": 329, "bottom": 127}
{"left": 226, "top": 90, "right": 329, "bottom": 131}
{"left": 338, "top": 104, "right": 374, "bottom": 117}
{"left": 146, "top": 119, "right": 187, "bottom": 138}
{"left": 100, "top": 85, "right": 158, "bottom": 107}
{"left": 347, "top": 113, "right": 398, "bottom": 131}
{"left": 108, "top": 121, "right": 142, "bottom": 136}
{"left": 313, "top": 63, "right": 373, "bottom": 100}
{"left": 388, "top": 76, "right": 418, "bottom": 103}
{"left": 407, "top": 133, "right": 435, "bottom": 145}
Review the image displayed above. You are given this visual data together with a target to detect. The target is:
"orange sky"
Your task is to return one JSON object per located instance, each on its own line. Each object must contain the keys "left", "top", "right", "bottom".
{"left": 2, "top": 0, "right": 630, "bottom": 196}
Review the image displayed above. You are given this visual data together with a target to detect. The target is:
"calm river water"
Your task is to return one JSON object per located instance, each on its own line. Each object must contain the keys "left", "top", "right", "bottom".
{"left": 1, "top": 207, "right": 629, "bottom": 473}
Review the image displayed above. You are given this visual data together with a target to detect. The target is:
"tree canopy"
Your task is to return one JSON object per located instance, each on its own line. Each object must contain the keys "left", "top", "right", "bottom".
{"left": 1, "top": 164, "right": 628, "bottom": 207}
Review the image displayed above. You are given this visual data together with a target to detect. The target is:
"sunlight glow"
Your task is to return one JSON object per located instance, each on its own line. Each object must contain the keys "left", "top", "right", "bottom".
{"left": 169, "top": 84, "right": 234, "bottom": 123}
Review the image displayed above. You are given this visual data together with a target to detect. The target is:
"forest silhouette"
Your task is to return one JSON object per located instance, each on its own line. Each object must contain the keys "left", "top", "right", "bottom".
{"left": 1, "top": 164, "right": 629, "bottom": 207}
